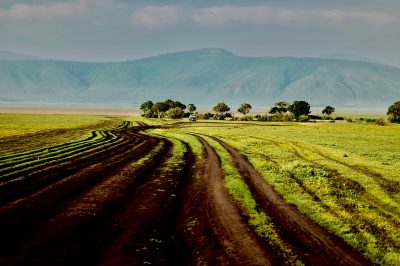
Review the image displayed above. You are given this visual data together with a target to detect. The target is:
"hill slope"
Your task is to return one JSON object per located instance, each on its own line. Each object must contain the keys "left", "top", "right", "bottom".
{"left": 0, "top": 48, "right": 399, "bottom": 107}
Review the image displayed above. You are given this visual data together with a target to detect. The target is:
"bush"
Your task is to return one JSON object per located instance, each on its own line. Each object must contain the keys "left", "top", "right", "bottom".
{"left": 212, "top": 114, "right": 225, "bottom": 120}
{"left": 183, "top": 112, "right": 191, "bottom": 118}
{"left": 142, "top": 109, "right": 155, "bottom": 118}
{"left": 197, "top": 112, "right": 212, "bottom": 120}
{"left": 165, "top": 107, "right": 185, "bottom": 119}
{"left": 374, "top": 118, "right": 386, "bottom": 126}
{"left": 225, "top": 113, "right": 233, "bottom": 118}
{"left": 346, "top": 118, "right": 353, "bottom": 122}
{"left": 298, "top": 115, "right": 310, "bottom": 122}
{"left": 309, "top": 115, "right": 322, "bottom": 120}
{"left": 268, "top": 113, "right": 294, "bottom": 122}
{"left": 335, "top": 117, "right": 344, "bottom": 120}
{"left": 321, "top": 115, "right": 332, "bottom": 120}
{"left": 257, "top": 115, "right": 268, "bottom": 121}
{"left": 240, "top": 115, "right": 254, "bottom": 121}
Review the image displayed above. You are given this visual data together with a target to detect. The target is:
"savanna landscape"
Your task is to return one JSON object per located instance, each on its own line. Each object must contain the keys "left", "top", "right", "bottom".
{"left": 0, "top": 106, "right": 399, "bottom": 265}
{"left": 1, "top": 1, "right": 400, "bottom": 265}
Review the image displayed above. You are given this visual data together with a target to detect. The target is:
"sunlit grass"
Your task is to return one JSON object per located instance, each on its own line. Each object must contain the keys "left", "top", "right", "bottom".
{"left": 169, "top": 120, "right": 400, "bottom": 265}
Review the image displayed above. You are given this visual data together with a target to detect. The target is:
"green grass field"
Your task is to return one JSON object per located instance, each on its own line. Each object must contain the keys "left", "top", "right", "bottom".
{"left": 156, "top": 119, "right": 400, "bottom": 265}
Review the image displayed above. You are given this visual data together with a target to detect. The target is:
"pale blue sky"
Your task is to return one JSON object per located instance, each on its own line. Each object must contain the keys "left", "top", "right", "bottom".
{"left": 0, "top": 0, "right": 399, "bottom": 66}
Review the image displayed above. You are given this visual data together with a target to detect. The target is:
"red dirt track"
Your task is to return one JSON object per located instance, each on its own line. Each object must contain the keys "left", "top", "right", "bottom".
{"left": 0, "top": 122, "right": 371, "bottom": 265}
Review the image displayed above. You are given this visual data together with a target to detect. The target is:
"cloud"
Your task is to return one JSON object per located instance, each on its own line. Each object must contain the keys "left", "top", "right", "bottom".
{"left": 0, "top": 0, "right": 111, "bottom": 21}
{"left": 131, "top": 6, "right": 181, "bottom": 29}
{"left": 192, "top": 6, "right": 399, "bottom": 27}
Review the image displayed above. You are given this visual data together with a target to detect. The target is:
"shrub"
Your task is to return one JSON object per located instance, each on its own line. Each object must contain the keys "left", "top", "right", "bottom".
{"left": 309, "top": 115, "right": 322, "bottom": 120}
{"left": 225, "top": 113, "right": 233, "bottom": 118}
{"left": 374, "top": 118, "right": 386, "bottom": 126}
{"left": 196, "top": 112, "right": 213, "bottom": 120}
{"left": 334, "top": 117, "right": 344, "bottom": 120}
{"left": 346, "top": 118, "right": 353, "bottom": 122}
{"left": 257, "top": 115, "right": 269, "bottom": 121}
{"left": 142, "top": 109, "right": 155, "bottom": 118}
{"left": 322, "top": 115, "right": 333, "bottom": 120}
{"left": 240, "top": 115, "right": 254, "bottom": 121}
{"left": 298, "top": 115, "right": 310, "bottom": 122}
{"left": 165, "top": 107, "right": 185, "bottom": 119}
{"left": 213, "top": 114, "right": 225, "bottom": 120}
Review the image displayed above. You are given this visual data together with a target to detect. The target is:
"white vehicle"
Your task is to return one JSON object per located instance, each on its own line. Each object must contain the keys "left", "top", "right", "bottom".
{"left": 189, "top": 114, "right": 196, "bottom": 121}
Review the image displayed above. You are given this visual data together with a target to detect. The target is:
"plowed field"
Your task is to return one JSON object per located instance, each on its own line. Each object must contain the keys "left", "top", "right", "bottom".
{"left": 1, "top": 118, "right": 397, "bottom": 265}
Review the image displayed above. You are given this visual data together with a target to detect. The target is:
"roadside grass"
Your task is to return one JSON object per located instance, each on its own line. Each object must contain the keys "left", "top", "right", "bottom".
{"left": 170, "top": 121, "right": 400, "bottom": 265}
{"left": 200, "top": 135, "right": 303, "bottom": 265}
{"left": 143, "top": 129, "right": 189, "bottom": 173}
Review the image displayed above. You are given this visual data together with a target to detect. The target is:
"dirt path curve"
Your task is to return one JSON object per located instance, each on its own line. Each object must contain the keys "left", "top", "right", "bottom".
{"left": 214, "top": 137, "right": 371, "bottom": 266}
{"left": 196, "top": 135, "right": 274, "bottom": 266}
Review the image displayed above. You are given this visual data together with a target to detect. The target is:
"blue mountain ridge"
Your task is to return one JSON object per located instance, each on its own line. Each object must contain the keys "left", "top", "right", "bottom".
{"left": 1, "top": 48, "right": 399, "bottom": 107}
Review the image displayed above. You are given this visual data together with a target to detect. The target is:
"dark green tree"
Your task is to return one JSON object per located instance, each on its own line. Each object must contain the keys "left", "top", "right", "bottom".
{"left": 164, "top": 99, "right": 175, "bottom": 109}
{"left": 269, "top": 101, "right": 289, "bottom": 114}
{"left": 288, "top": 101, "right": 311, "bottom": 120}
{"left": 322, "top": 106, "right": 335, "bottom": 116}
{"left": 151, "top": 102, "right": 170, "bottom": 119}
{"left": 188, "top": 104, "right": 197, "bottom": 113}
{"left": 237, "top": 103, "right": 252, "bottom": 115}
{"left": 173, "top": 101, "right": 186, "bottom": 110}
{"left": 387, "top": 101, "right": 400, "bottom": 122}
{"left": 140, "top": 100, "right": 154, "bottom": 112}
{"left": 213, "top": 102, "right": 230, "bottom": 115}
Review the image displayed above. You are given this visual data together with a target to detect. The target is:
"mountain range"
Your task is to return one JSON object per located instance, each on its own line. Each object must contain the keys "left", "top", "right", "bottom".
{"left": 1, "top": 48, "right": 399, "bottom": 107}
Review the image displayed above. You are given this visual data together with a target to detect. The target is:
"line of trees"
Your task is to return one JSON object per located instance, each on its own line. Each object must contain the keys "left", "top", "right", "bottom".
{"left": 139, "top": 99, "right": 400, "bottom": 124}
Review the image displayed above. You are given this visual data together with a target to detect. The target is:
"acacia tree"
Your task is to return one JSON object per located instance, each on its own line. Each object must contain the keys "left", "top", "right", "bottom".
{"left": 269, "top": 101, "right": 289, "bottom": 114}
{"left": 164, "top": 99, "right": 175, "bottom": 109}
{"left": 238, "top": 103, "right": 252, "bottom": 115}
{"left": 387, "top": 101, "right": 400, "bottom": 122}
{"left": 188, "top": 104, "right": 197, "bottom": 113}
{"left": 322, "top": 106, "right": 335, "bottom": 116}
{"left": 151, "top": 102, "right": 170, "bottom": 119}
{"left": 288, "top": 100, "right": 311, "bottom": 120}
{"left": 213, "top": 102, "right": 230, "bottom": 115}
{"left": 173, "top": 101, "right": 186, "bottom": 110}
{"left": 140, "top": 101, "right": 154, "bottom": 112}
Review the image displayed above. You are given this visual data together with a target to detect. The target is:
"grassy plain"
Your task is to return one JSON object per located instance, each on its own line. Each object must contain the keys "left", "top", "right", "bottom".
{"left": 1, "top": 113, "right": 399, "bottom": 265}
{"left": 163, "top": 120, "right": 400, "bottom": 265}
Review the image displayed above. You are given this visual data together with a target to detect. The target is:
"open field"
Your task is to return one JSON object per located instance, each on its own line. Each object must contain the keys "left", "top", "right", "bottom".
{"left": 0, "top": 114, "right": 398, "bottom": 265}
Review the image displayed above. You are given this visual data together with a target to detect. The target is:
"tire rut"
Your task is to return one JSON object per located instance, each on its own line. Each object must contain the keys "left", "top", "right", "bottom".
{"left": 0, "top": 131, "right": 161, "bottom": 264}
{"left": 213, "top": 136, "right": 371, "bottom": 266}
{"left": 195, "top": 135, "right": 274, "bottom": 266}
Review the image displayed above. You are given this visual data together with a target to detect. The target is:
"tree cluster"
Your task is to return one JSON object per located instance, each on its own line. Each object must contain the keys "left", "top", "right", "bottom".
{"left": 268, "top": 100, "right": 313, "bottom": 121}
{"left": 140, "top": 99, "right": 196, "bottom": 119}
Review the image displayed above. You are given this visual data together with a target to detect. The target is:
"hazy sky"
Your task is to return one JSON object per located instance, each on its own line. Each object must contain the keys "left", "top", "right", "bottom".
{"left": 0, "top": 0, "right": 399, "bottom": 66}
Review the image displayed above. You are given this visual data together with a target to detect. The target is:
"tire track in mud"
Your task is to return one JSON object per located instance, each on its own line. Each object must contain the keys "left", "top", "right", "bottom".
{"left": 194, "top": 135, "right": 274, "bottom": 266}
{"left": 212, "top": 136, "right": 371, "bottom": 266}
{"left": 0, "top": 126, "right": 166, "bottom": 265}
